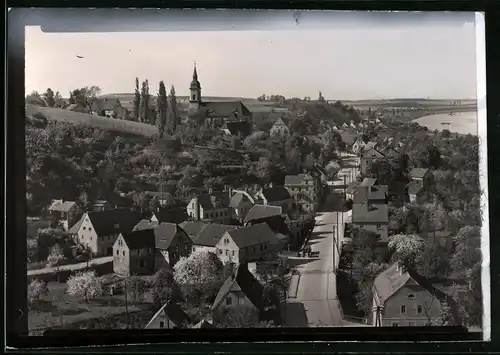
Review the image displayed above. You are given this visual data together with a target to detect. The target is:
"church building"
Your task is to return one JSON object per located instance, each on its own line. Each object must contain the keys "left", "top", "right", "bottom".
{"left": 188, "top": 64, "right": 252, "bottom": 133}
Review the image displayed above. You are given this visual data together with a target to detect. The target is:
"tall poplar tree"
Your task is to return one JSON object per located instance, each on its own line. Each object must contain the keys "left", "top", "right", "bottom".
{"left": 140, "top": 80, "right": 150, "bottom": 123}
{"left": 133, "top": 77, "right": 141, "bottom": 121}
{"left": 157, "top": 81, "right": 168, "bottom": 138}
{"left": 168, "top": 85, "right": 179, "bottom": 135}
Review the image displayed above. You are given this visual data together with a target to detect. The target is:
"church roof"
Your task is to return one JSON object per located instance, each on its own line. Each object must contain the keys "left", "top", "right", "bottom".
{"left": 200, "top": 101, "right": 251, "bottom": 119}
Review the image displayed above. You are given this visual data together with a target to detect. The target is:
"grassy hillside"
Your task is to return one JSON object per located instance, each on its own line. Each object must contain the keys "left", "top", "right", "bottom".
{"left": 340, "top": 98, "right": 477, "bottom": 110}
{"left": 26, "top": 104, "right": 158, "bottom": 137}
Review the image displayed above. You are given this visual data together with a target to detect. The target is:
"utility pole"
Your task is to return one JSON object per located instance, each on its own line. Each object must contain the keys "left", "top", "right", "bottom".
{"left": 124, "top": 277, "right": 129, "bottom": 328}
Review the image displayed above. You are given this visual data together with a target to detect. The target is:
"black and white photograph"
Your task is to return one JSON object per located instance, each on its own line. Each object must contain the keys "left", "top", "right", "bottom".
{"left": 23, "top": 10, "right": 487, "bottom": 336}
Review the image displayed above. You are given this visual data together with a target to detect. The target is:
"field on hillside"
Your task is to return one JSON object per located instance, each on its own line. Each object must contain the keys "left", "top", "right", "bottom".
{"left": 340, "top": 98, "right": 477, "bottom": 109}
{"left": 26, "top": 104, "right": 158, "bottom": 137}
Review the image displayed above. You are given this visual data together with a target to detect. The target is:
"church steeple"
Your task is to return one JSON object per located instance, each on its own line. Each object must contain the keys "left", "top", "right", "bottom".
{"left": 189, "top": 61, "right": 202, "bottom": 110}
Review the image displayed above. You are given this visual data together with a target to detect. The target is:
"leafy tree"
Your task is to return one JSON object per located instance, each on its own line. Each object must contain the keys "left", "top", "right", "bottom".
{"left": 213, "top": 306, "right": 275, "bottom": 328}
{"left": 355, "top": 279, "right": 374, "bottom": 316}
{"left": 140, "top": 80, "right": 150, "bottom": 123}
{"left": 28, "top": 279, "right": 49, "bottom": 309}
{"left": 150, "top": 268, "right": 183, "bottom": 308}
{"left": 66, "top": 270, "right": 104, "bottom": 303}
{"left": 415, "top": 242, "right": 450, "bottom": 279}
{"left": 168, "top": 85, "right": 179, "bottom": 135}
{"left": 70, "top": 86, "right": 101, "bottom": 112}
{"left": 133, "top": 77, "right": 141, "bottom": 120}
{"left": 351, "top": 228, "right": 379, "bottom": 271}
{"left": 26, "top": 91, "right": 47, "bottom": 106}
{"left": 388, "top": 234, "right": 425, "bottom": 267}
{"left": 173, "top": 251, "right": 223, "bottom": 287}
{"left": 318, "top": 91, "right": 325, "bottom": 102}
{"left": 46, "top": 244, "right": 65, "bottom": 281}
{"left": 127, "top": 275, "right": 148, "bottom": 303}
{"left": 157, "top": 81, "right": 168, "bottom": 138}
{"left": 43, "top": 88, "right": 56, "bottom": 108}
{"left": 450, "top": 226, "right": 481, "bottom": 278}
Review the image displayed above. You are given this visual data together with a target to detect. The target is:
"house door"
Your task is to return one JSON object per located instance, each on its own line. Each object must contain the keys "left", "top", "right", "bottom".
{"left": 107, "top": 247, "right": 112, "bottom": 256}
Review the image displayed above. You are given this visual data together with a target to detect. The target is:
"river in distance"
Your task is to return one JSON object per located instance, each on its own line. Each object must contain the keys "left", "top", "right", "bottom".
{"left": 414, "top": 111, "right": 478, "bottom": 136}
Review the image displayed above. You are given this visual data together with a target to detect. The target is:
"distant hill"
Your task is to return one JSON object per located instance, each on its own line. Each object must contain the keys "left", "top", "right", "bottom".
{"left": 338, "top": 98, "right": 477, "bottom": 109}
{"left": 26, "top": 104, "right": 158, "bottom": 137}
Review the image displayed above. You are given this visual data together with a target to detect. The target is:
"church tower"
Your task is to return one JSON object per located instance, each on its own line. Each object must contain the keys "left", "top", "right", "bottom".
{"left": 189, "top": 62, "right": 202, "bottom": 111}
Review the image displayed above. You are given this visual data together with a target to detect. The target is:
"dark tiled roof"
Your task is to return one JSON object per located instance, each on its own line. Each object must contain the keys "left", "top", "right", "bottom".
{"left": 91, "top": 98, "right": 121, "bottom": 111}
{"left": 146, "top": 303, "right": 192, "bottom": 329}
{"left": 406, "top": 180, "right": 424, "bottom": 195}
{"left": 200, "top": 101, "right": 251, "bottom": 118}
{"left": 352, "top": 203, "right": 389, "bottom": 223}
{"left": 120, "top": 229, "right": 156, "bottom": 250}
{"left": 154, "top": 223, "right": 189, "bottom": 250}
{"left": 49, "top": 200, "right": 77, "bottom": 212}
{"left": 193, "top": 224, "right": 238, "bottom": 247}
{"left": 192, "top": 319, "right": 215, "bottom": 329}
{"left": 261, "top": 186, "right": 291, "bottom": 203}
{"left": 212, "top": 264, "right": 265, "bottom": 312}
{"left": 133, "top": 219, "right": 158, "bottom": 231}
{"left": 353, "top": 185, "right": 388, "bottom": 204}
{"left": 362, "top": 148, "right": 386, "bottom": 159}
{"left": 360, "top": 178, "right": 378, "bottom": 187}
{"left": 179, "top": 221, "right": 208, "bottom": 238}
{"left": 154, "top": 207, "right": 189, "bottom": 224}
{"left": 373, "top": 263, "right": 453, "bottom": 308}
{"left": 230, "top": 191, "right": 253, "bottom": 209}
{"left": 196, "top": 192, "right": 230, "bottom": 210}
{"left": 339, "top": 131, "right": 359, "bottom": 147}
{"left": 226, "top": 223, "right": 277, "bottom": 249}
{"left": 410, "top": 168, "right": 429, "bottom": 179}
{"left": 87, "top": 209, "right": 143, "bottom": 236}
{"left": 225, "top": 120, "right": 251, "bottom": 137}
{"left": 284, "top": 173, "right": 314, "bottom": 186}
{"left": 244, "top": 205, "right": 283, "bottom": 224}
{"left": 68, "top": 214, "right": 85, "bottom": 234}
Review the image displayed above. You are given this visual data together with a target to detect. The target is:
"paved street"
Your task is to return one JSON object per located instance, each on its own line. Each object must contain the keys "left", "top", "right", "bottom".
{"left": 284, "top": 153, "right": 359, "bottom": 327}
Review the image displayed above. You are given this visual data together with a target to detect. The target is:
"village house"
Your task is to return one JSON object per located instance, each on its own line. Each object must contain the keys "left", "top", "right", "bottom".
{"left": 186, "top": 189, "right": 232, "bottom": 223}
{"left": 360, "top": 148, "right": 386, "bottom": 175}
{"left": 179, "top": 221, "right": 209, "bottom": 240}
{"left": 351, "top": 202, "right": 389, "bottom": 242}
{"left": 145, "top": 303, "right": 192, "bottom": 329}
{"left": 215, "top": 223, "right": 280, "bottom": 264}
{"left": 223, "top": 119, "right": 252, "bottom": 139}
{"left": 254, "top": 185, "right": 293, "bottom": 213}
{"left": 284, "top": 173, "right": 319, "bottom": 212}
{"left": 372, "top": 262, "right": 457, "bottom": 327}
{"left": 190, "top": 223, "right": 239, "bottom": 254}
{"left": 353, "top": 178, "right": 389, "bottom": 205}
{"left": 144, "top": 191, "right": 175, "bottom": 207}
{"left": 151, "top": 206, "right": 189, "bottom": 224}
{"left": 212, "top": 264, "right": 265, "bottom": 317}
{"left": 406, "top": 168, "right": 433, "bottom": 203}
{"left": 269, "top": 117, "right": 290, "bottom": 137}
{"left": 192, "top": 318, "right": 215, "bottom": 329}
{"left": 243, "top": 205, "right": 295, "bottom": 246}
{"left": 47, "top": 199, "right": 82, "bottom": 232}
{"left": 65, "top": 103, "right": 88, "bottom": 113}
{"left": 89, "top": 200, "right": 113, "bottom": 212}
{"left": 113, "top": 229, "right": 156, "bottom": 276}
{"left": 339, "top": 130, "right": 359, "bottom": 152}
{"left": 152, "top": 223, "right": 193, "bottom": 269}
{"left": 351, "top": 138, "right": 367, "bottom": 155}
{"left": 70, "top": 209, "right": 143, "bottom": 256}
{"left": 229, "top": 189, "right": 255, "bottom": 222}
{"left": 90, "top": 97, "right": 123, "bottom": 117}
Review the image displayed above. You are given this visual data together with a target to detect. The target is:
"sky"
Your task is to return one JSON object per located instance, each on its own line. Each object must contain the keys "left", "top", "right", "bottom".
{"left": 25, "top": 10, "right": 479, "bottom": 100}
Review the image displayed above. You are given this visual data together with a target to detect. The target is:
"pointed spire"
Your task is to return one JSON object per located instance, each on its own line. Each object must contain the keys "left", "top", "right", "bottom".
{"left": 193, "top": 61, "right": 198, "bottom": 80}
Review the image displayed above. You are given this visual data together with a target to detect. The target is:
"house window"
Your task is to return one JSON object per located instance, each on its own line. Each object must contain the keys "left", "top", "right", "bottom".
{"left": 116, "top": 250, "right": 119, "bottom": 256}
{"left": 89, "top": 227, "right": 92, "bottom": 232}
{"left": 377, "top": 224, "right": 382, "bottom": 229}
{"left": 226, "top": 297, "right": 232, "bottom": 306}
{"left": 140, "top": 259, "right": 145, "bottom": 267}
{"left": 407, "top": 294, "right": 416, "bottom": 300}
{"left": 232, "top": 250, "right": 235, "bottom": 256}
{"left": 83, "top": 227, "right": 86, "bottom": 230}
{"left": 219, "top": 249, "right": 223, "bottom": 255}
{"left": 400, "top": 305, "right": 406, "bottom": 314}
{"left": 122, "top": 250, "right": 125, "bottom": 256}
{"left": 417, "top": 305, "right": 423, "bottom": 314}
{"left": 226, "top": 250, "right": 229, "bottom": 256}
{"left": 192, "top": 247, "right": 196, "bottom": 252}
{"left": 160, "top": 321, "right": 165, "bottom": 328}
